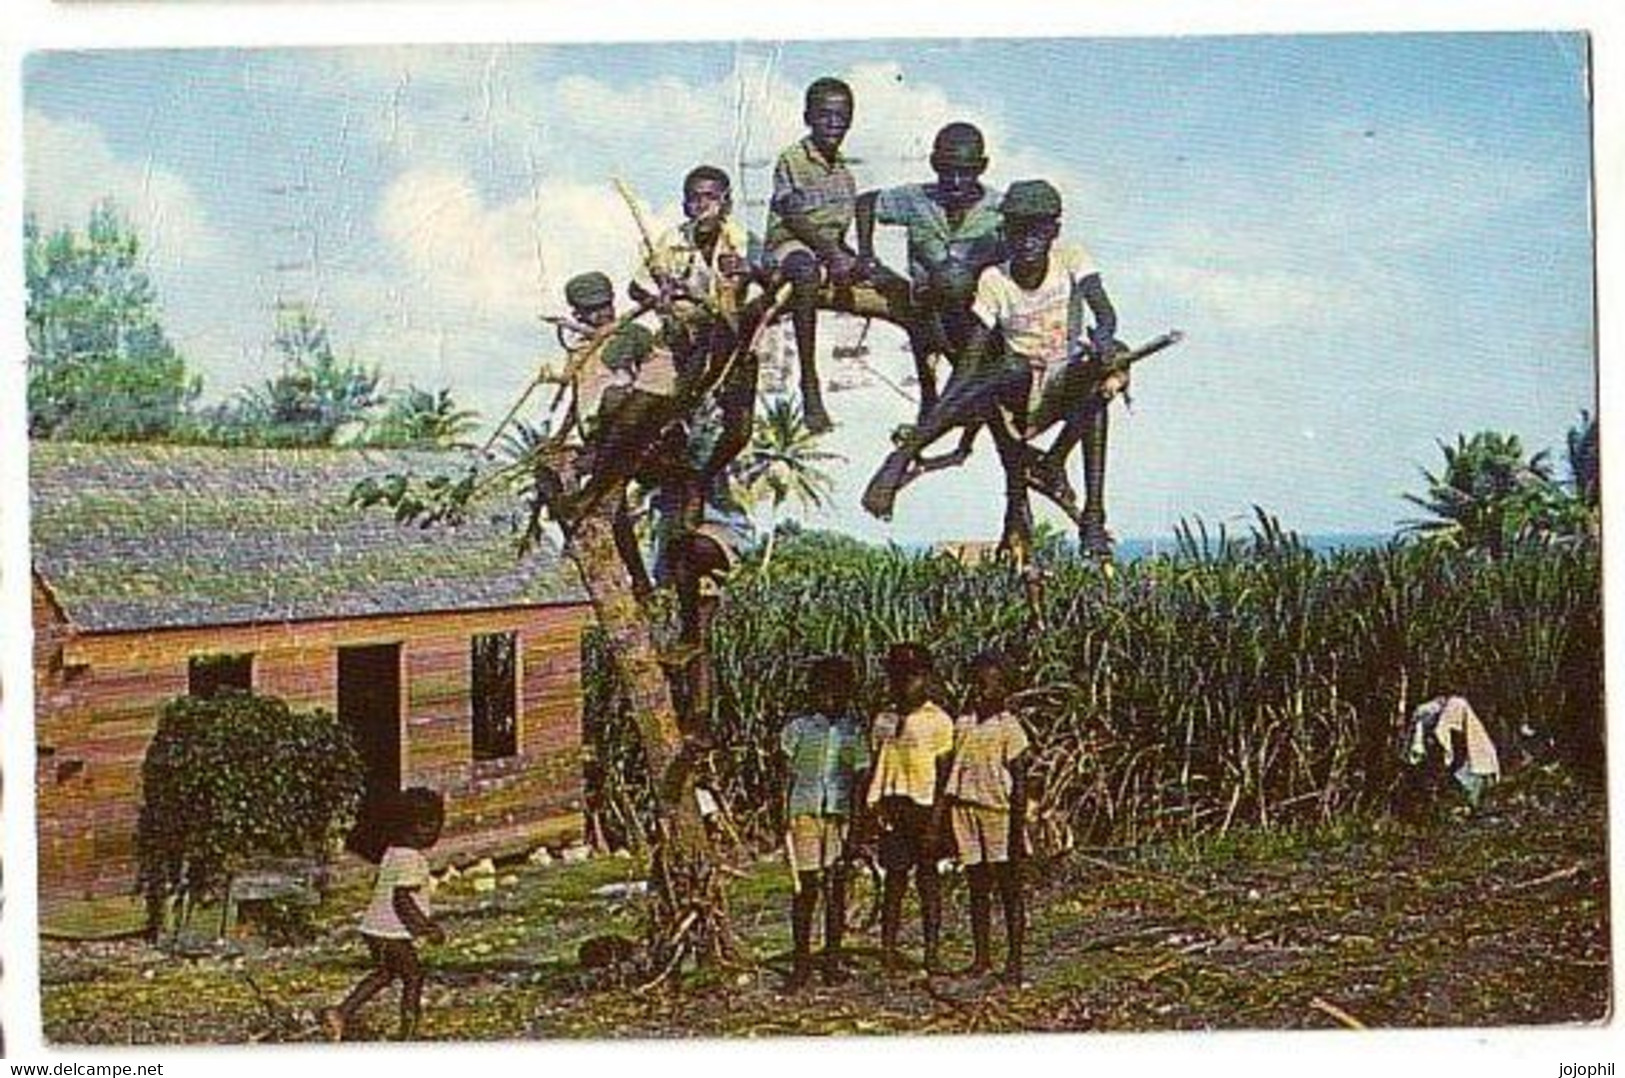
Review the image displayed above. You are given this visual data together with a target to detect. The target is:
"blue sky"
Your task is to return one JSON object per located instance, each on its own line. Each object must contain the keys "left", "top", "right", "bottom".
{"left": 23, "top": 34, "right": 1596, "bottom": 545}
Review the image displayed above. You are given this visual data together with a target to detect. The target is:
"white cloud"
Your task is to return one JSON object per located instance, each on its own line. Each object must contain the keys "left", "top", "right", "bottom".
{"left": 375, "top": 167, "right": 643, "bottom": 321}
{"left": 1136, "top": 255, "right": 1355, "bottom": 332}
{"left": 24, "top": 109, "right": 225, "bottom": 262}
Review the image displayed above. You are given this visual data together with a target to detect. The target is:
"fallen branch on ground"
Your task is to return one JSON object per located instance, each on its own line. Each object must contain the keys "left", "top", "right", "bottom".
{"left": 1502, "top": 863, "right": 1584, "bottom": 893}
{"left": 1309, "top": 996, "right": 1367, "bottom": 1030}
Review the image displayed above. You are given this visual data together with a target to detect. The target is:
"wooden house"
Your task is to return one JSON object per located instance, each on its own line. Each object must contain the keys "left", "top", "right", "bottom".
{"left": 30, "top": 442, "right": 595, "bottom": 905}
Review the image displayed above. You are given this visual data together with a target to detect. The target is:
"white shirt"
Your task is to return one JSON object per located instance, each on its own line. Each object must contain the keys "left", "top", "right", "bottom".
{"left": 360, "top": 846, "right": 431, "bottom": 940}
{"left": 1408, "top": 696, "right": 1501, "bottom": 781}
{"left": 972, "top": 243, "right": 1100, "bottom": 369}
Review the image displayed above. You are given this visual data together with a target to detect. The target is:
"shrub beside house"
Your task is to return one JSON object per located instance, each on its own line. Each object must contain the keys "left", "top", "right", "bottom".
{"left": 30, "top": 441, "right": 594, "bottom": 906}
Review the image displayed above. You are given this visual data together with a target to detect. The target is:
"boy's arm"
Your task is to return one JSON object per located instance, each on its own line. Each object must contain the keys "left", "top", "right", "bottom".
{"left": 926, "top": 741, "right": 954, "bottom": 849}
{"left": 393, "top": 886, "right": 444, "bottom": 943}
{"left": 629, "top": 279, "right": 661, "bottom": 308}
{"left": 1077, "top": 273, "right": 1118, "bottom": 353}
{"left": 854, "top": 191, "right": 881, "bottom": 266}
{"left": 1008, "top": 753, "right": 1029, "bottom": 861}
{"left": 1073, "top": 273, "right": 1125, "bottom": 399}
{"left": 848, "top": 765, "right": 873, "bottom": 847}
{"left": 1446, "top": 728, "right": 1469, "bottom": 775}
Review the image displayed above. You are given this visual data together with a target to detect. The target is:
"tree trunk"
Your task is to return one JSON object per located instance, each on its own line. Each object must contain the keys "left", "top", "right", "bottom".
{"left": 563, "top": 487, "right": 737, "bottom": 969}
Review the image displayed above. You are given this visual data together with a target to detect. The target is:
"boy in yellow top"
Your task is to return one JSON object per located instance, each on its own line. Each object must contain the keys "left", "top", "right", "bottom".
{"left": 947, "top": 651, "right": 1031, "bottom": 986}
{"left": 866, "top": 641, "right": 955, "bottom": 975}
{"left": 630, "top": 165, "right": 763, "bottom": 328}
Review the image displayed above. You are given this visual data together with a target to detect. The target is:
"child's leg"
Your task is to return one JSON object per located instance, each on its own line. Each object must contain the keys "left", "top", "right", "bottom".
{"left": 326, "top": 936, "right": 397, "bottom": 1040}
{"left": 779, "top": 249, "right": 831, "bottom": 431}
{"left": 384, "top": 939, "right": 426, "bottom": 1040}
{"left": 1033, "top": 370, "right": 1112, "bottom": 554}
{"left": 876, "top": 802, "right": 912, "bottom": 967}
{"left": 789, "top": 870, "right": 822, "bottom": 989}
{"left": 994, "top": 861, "right": 1026, "bottom": 985}
{"left": 966, "top": 863, "right": 993, "bottom": 974}
{"left": 879, "top": 863, "right": 910, "bottom": 967}
{"left": 916, "top": 801, "right": 943, "bottom": 974}
{"left": 822, "top": 862, "right": 849, "bottom": 983}
{"left": 861, "top": 361, "right": 1028, "bottom": 520}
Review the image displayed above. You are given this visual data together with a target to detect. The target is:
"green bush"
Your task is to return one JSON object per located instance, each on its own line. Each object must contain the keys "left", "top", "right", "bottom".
{"left": 137, "top": 692, "right": 365, "bottom": 928}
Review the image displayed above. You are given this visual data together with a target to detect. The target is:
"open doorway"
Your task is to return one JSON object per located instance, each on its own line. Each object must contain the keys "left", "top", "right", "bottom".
{"left": 338, "top": 643, "right": 401, "bottom": 860}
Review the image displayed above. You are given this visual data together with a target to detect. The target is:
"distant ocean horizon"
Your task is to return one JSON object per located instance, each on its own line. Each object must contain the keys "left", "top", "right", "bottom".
{"left": 1112, "top": 531, "right": 1394, "bottom": 561}
{"left": 892, "top": 532, "right": 1396, "bottom": 560}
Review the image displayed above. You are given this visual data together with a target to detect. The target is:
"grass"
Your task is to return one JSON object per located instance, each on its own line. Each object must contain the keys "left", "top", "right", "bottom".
{"left": 38, "top": 767, "right": 1609, "bottom": 1044}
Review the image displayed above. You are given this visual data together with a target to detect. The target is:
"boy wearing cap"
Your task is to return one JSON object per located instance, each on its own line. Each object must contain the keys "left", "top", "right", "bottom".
{"left": 867, "top": 642, "right": 956, "bottom": 975}
{"left": 545, "top": 272, "right": 683, "bottom": 541}
{"left": 862, "top": 179, "right": 1125, "bottom": 557}
{"left": 779, "top": 656, "right": 871, "bottom": 990}
{"left": 948, "top": 652, "right": 1031, "bottom": 986}
{"left": 766, "top": 77, "right": 863, "bottom": 434}
{"left": 854, "top": 121, "right": 1006, "bottom": 416}
{"left": 559, "top": 271, "right": 680, "bottom": 450}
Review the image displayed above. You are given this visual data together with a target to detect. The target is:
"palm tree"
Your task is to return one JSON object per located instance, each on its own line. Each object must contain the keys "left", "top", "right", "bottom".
{"left": 727, "top": 398, "right": 841, "bottom": 568}
{"left": 1567, "top": 410, "right": 1599, "bottom": 510}
{"left": 1402, "top": 430, "right": 1575, "bottom": 557}
{"left": 365, "top": 385, "right": 481, "bottom": 449}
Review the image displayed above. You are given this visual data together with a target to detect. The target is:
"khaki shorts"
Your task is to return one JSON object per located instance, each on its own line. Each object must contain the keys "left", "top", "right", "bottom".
{"left": 786, "top": 814, "right": 848, "bottom": 871}
{"left": 952, "top": 803, "right": 1018, "bottom": 866}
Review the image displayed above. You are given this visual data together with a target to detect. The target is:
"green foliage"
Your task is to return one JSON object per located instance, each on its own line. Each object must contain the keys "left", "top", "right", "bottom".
{"left": 201, "top": 307, "right": 380, "bottom": 447}
{"left": 584, "top": 533, "right": 1601, "bottom": 847}
{"left": 1567, "top": 410, "right": 1600, "bottom": 510}
{"left": 728, "top": 398, "right": 839, "bottom": 516}
{"left": 26, "top": 203, "right": 201, "bottom": 441}
{"left": 137, "top": 692, "right": 366, "bottom": 916}
{"left": 1402, "top": 430, "right": 1591, "bottom": 556}
{"left": 363, "top": 385, "right": 481, "bottom": 449}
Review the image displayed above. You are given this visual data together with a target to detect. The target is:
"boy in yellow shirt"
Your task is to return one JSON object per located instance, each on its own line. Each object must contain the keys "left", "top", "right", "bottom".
{"left": 946, "top": 651, "right": 1031, "bottom": 986}
{"left": 866, "top": 642, "right": 955, "bottom": 975}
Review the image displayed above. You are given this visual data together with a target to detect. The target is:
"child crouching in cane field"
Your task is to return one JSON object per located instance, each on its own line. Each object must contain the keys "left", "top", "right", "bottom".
{"left": 324, "top": 788, "right": 447, "bottom": 1041}
{"left": 947, "top": 651, "right": 1031, "bottom": 987}
{"left": 779, "top": 655, "right": 871, "bottom": 990}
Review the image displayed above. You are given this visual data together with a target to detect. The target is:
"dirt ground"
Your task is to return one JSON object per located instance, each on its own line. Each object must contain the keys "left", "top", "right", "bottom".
{"left": 39, "top": 767, "right": 1610, "bottom": 1043}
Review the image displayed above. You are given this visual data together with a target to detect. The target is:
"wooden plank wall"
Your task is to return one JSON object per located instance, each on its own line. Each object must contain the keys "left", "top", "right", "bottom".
{"left": 35, "top": 601, "right": 591, "bottom": 902}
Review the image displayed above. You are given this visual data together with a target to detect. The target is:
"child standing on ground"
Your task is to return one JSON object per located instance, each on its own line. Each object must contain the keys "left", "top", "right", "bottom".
{"left": 779, "top": 655, "right": 871, "bottom": 990}
{"left": 867, "top": 642, "right": 956, "bottom": 976}
{"left": 947, "top": 651, "right": 1031, "bottom": 986}
{"left": 324, "top": 788, "right": 447, "bottom": 1041}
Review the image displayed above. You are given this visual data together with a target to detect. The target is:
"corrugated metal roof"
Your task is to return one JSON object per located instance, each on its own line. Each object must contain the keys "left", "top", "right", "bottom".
{"left": 30, "top": 441, "right": 587, "bottom": 633}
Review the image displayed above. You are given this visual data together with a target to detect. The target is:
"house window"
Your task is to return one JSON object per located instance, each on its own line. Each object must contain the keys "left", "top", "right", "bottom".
{"left": 471, "top": 632, "right": 518, "bottom": 761}
{"left": 189, "top": 653, "right": 253, "bottom": 699}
